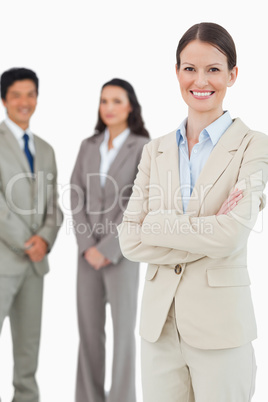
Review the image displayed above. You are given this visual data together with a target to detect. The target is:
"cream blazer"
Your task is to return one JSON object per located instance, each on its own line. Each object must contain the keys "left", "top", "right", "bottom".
{"left": 118, "top": 118, "right": 268, "bottom": 350}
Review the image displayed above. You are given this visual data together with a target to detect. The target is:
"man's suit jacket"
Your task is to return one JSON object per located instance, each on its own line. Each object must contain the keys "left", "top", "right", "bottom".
{"left": 70, "top": 131, "right": 149, "bottom": 264}
{"left": 0, "top": 121, "right": 63, "bottom": 276}
{"left": 118, "top": 118, "right": 268, "bottom": 350}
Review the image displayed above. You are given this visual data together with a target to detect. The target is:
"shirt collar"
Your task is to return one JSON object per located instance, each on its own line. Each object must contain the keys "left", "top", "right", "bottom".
{"left": 176, "top": 117, "right": 188, "bottom": 146}
{"left": 103, "top": 127, "right": 130, "bottom": 150}
{"left": 176, "top": 111, "right": 232, "bottom": 147}
{"left": 205, "top": 111, "right": 232, "bottom": 146}
{"left": 5, "top": 116, "right": 33, "bottom": 142}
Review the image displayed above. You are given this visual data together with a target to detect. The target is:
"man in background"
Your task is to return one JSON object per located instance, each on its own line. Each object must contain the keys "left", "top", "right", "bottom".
{"left": 0, "top": 68, "right": 63, "bottom": 402}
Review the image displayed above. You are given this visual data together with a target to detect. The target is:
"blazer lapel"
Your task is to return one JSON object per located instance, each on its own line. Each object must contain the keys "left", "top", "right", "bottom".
{"left": 33, "top": 135, "right": 52, "bottom": 202}
{"left": 88, "top": 133, "right": 104, "bottom": 202}
{"left": 104, "top": 133, "right": 138, "bottom": 185}
{"left": 156, "top": 131, "right": 183, "bottom": 213}
{"left": 0, "top": 122, "right": 32, "bottom": 175}
{"left": 33, "top": 135, "right": 45, "bottom": 174}
{"left": 186, "top": 118, "right": 250, "bottom": 216}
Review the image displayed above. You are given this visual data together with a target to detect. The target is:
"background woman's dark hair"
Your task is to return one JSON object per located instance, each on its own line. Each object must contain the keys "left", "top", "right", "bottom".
{"left": 95, "top": 78, "right": 150, "bottom": 138}
{"left": 176, "top": 22, "right": 237, "bottom": 71}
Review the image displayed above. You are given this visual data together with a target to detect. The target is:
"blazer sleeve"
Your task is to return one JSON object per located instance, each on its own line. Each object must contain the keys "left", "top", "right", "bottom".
{"left": 118, "top": 142, "right": 205, "bottom": 265}
{"left": 96, "top": 208, "right": 127, "bottom": 264}
{"left": 37, "top": 148, "right": 63, "bottom": 250}
{"left": 70, "top": 140, "right": 97, "bottom": 256}
{"left": 140, "top": 132, "right": 268, "bottom": 258}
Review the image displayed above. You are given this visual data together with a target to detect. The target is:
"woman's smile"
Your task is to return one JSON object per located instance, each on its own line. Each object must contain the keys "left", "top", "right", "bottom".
{"left": 190, "top": 90, "right": 215, "bottom": 99}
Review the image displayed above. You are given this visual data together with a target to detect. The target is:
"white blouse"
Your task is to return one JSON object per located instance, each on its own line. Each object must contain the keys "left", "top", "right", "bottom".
{"left": 99, "top": 127, "right": 130, "bottom": 187}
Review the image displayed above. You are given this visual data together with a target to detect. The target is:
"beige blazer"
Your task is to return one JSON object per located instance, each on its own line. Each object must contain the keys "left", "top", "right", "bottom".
{"left": 0, "top": 121, "right": 63, "bottom": 276}
{"left": 118, "top": 118, "right": 268, "bottom": 350}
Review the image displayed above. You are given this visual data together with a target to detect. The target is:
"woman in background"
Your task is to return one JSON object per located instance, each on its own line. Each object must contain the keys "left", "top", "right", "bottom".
{"left": 118, "top": 23, "right": 268, "bottom": 401}
{"left": 71, "top": 78, "right": 149, "bottom": 402}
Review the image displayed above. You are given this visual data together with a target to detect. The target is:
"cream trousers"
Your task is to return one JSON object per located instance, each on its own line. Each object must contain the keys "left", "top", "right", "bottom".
{"left": 141, "top": 302, "right": 256, "bottom": 402}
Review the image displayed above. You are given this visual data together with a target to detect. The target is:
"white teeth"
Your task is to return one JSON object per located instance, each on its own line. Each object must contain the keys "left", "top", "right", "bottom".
{"left": 192, "top": 91, "right": 213, "bottom": 97}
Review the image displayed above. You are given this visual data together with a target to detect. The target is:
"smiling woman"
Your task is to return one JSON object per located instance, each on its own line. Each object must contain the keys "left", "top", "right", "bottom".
{"left": 175, "top": 24, "right": 238, "bottom": 152}
{"left": 118, "top": 22, "right": 268, "bottom": 402}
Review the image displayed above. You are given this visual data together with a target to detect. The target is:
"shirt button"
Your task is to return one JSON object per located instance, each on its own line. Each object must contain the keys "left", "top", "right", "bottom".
{"left": 174, "top": 264, "right": 182, "bottom": 275}
{"left": 193, "top": 149, "right": 197, "bottom": 154}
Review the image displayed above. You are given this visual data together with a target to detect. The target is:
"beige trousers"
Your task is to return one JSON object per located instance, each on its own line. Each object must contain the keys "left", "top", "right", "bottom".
{"left": 141, "top": 302, "right": 256, "bottom": 402}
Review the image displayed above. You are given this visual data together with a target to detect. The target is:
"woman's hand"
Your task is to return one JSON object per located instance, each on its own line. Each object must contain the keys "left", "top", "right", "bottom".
{"left": 84, "top": 247, "right": 111, "bottom": 270}
{"left": 216, "top": 188, "right": 243, "bottom": 216}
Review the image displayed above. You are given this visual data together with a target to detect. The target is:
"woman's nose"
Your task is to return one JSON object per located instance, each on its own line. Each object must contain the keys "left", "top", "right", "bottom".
{"left": 106, "top": 102, "right": 114, "bottom": 112}
{"left": 194, "top": 71, "right": 208, "bottom": 88}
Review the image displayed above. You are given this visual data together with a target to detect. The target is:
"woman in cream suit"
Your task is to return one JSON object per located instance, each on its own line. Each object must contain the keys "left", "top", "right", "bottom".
{"left": 71, "top": 78, "right": 149, "bottom": 402}
{"left": 118, "top": 23, "right": 268, "bottom": 402}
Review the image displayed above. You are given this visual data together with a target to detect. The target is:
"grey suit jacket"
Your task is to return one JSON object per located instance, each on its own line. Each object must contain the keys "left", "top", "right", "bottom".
{"left": 70, "top": 131, "right": 149, "bottom": 264}
{"left": 0, "top": 121, "right": 63, "bottom": 276}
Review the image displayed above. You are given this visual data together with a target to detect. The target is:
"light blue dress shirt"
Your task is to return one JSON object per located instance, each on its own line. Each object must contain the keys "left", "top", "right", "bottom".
{"left": 176, "top": 111, "right": 233, "bottom": 213}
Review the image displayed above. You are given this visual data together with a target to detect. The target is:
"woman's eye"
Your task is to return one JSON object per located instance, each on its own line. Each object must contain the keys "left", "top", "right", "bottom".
{"left": 184, "top": 67, "right": 195, "bottom": 71}
{"left": 209, "top": 68, "right": 219, "bottom": 72}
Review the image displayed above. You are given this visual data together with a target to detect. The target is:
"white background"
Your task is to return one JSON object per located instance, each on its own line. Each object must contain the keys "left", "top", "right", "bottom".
{"left": 0, "top": 0, "right": 267, "bottom": 401}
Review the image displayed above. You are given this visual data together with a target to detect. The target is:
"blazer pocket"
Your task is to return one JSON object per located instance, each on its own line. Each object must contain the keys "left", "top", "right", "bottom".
{"left": 145, "top": 264, "right": 159, "bottom": 281}
{"left": 207, "top": 267, "right": 251, "bottom": 287}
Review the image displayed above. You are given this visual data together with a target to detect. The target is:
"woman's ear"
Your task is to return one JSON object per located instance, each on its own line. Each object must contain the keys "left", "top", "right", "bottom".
{"left": 227, "top": 66, "right": 238, "bottom": 87}
{"left": 175, "top": 63, "right": 180, "bottom": 80}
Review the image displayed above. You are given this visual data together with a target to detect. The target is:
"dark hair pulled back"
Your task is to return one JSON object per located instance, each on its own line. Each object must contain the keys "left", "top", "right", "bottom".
{"left": 176, "top": 22, "right": 237, "bottom": 71}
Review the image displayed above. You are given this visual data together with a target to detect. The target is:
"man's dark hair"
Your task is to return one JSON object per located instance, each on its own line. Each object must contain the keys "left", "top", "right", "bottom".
{"left": 0, "top": 67, "right": 39, "bottom": 100}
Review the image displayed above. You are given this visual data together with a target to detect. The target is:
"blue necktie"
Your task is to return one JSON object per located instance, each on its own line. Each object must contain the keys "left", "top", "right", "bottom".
{"left": 23, "top": 133, "right": 34, "bottom": 173}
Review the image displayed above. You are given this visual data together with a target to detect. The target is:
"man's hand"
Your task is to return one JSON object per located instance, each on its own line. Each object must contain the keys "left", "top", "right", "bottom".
{"left": 84, "top": 247, "right": 111, "bottom": 270}
{"left": 24, "top": 235, "right": 48, "bottom": 262}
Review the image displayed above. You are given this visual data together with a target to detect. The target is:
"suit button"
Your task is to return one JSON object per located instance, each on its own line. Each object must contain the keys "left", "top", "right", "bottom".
{"left": 174, "top": 264, "right": 182, "bottom": 275}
